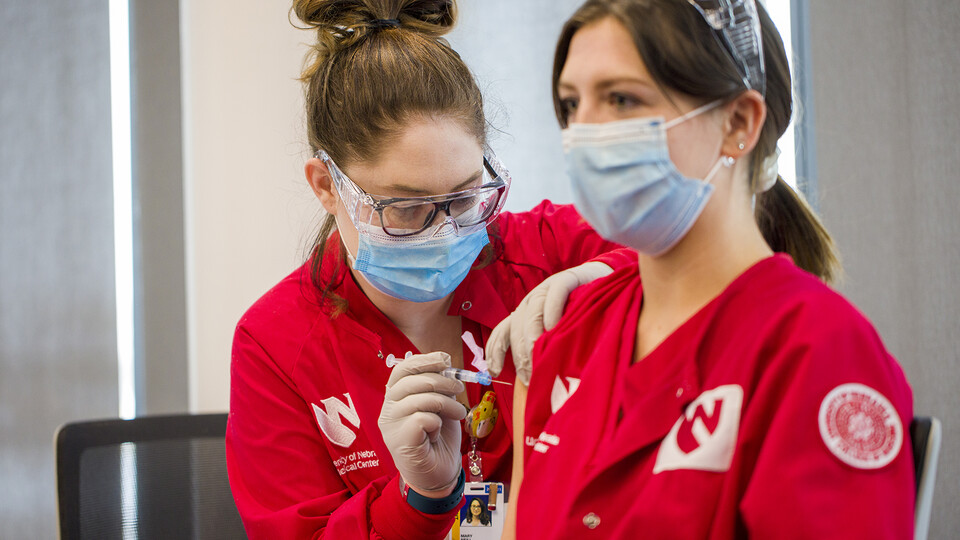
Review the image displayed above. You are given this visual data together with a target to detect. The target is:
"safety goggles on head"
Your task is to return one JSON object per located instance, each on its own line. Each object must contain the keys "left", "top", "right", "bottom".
{"left": 686, "top": 0, "right": 766, "bottom": 95}
{"left": 318, "top": 149, "right": 512, "bottom": 238}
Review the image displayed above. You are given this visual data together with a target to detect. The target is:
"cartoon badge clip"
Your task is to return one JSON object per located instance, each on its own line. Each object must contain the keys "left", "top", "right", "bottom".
{"left": 465, "top": 390, "right": 499, "bottom": 480}
{"left": 466, "top": 391, "right": 499, "bottom": 439}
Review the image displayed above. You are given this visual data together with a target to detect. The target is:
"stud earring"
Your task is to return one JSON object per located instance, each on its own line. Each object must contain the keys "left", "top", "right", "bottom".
{"left": 737, "top": 141, "right": 746, "bottom": 150}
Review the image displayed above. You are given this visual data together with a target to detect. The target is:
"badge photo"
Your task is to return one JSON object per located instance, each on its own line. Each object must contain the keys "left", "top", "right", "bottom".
{"left": 446, "top": 483, "right": 507, "bottom": 540}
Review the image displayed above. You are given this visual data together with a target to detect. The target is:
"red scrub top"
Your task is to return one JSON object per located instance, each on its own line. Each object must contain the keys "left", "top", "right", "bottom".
{"left": 519, "top": 254, "right": 914, "bottom": 539}
{"left": 227, "top": 201, "right": 630, "bottom": 540}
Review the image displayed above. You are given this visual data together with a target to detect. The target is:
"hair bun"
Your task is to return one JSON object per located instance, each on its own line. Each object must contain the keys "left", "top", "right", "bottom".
{"left": 397, "top": 0, "right": 457, "bottom": 36}
{"left": 292, "top": 0, "right": 456, "bottom": 36}
{"left": 292, "top": 0, "right": 457, "bottom": 81}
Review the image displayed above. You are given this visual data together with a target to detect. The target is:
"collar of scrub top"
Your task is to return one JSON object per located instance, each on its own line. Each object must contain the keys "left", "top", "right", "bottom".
{"left": 686, "top": 0, "right": 766, "bottom": 96}
{"left": 316, "top": 148, "right": 512, "bottom": 238}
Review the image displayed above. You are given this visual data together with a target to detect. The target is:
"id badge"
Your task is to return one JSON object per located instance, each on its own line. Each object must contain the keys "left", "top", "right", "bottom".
{"left": 446, "top": 482, "right": 507, "bottom": 540}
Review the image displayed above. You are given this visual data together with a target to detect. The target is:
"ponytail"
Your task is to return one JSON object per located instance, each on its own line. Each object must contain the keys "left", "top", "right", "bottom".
{"left": 754, "top": 176, "right": 841, "bottom": 284}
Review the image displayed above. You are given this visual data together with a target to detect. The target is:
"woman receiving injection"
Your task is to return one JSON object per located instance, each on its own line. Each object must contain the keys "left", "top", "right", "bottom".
{"left": 492, "top": 0, "right": 914, "bottom": 537}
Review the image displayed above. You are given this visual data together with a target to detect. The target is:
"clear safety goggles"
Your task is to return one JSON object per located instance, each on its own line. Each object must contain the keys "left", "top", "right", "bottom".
{"left": 687, "top": 0, "right": 766, "bottom": 95}
{"left": 318, "top": 149, "right": 512, "bottom": 238}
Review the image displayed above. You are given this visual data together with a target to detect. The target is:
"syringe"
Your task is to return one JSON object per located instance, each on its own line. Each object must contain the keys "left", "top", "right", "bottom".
{"left": 441, "top": 367, "right": 512, "bottom": 386}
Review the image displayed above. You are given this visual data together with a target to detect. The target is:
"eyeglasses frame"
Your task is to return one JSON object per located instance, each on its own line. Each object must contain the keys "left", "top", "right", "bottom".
{"left": 317, "top": 149, "right": 512, "bottom": 237}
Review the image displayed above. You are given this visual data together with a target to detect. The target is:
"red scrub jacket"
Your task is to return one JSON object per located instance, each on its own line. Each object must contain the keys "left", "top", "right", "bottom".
{"left": 520, "top": 255, "right": 914, "bottom": 539}
{"left": 227, "top": 201, "right": 629, "bottom": 539}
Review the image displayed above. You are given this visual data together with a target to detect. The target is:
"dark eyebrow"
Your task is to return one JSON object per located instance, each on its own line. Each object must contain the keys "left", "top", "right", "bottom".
{"left": 383, "top": 169, "right": 484, "bottom": 197}
{"left": 598, "top": 77, "right": 656, "bottom": 91}
{"left": 558, "top": 76, "right": 656, "bottom": 93}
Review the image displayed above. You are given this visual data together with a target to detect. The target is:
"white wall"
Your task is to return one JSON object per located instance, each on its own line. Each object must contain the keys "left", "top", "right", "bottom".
{"left": 181, "top": 0, "right": 583, "bottom": 412}
{"left": 181, "top": 0, "right": 316, "bottom": 412}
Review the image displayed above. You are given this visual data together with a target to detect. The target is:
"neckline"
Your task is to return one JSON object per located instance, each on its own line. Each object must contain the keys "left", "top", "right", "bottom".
{"left": 633, "top": 253, "right": 790, "bottom": 365}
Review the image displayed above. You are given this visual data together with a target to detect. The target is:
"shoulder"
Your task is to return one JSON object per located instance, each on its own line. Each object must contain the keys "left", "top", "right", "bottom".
{"left": 233, "top": 261, "right": 329, "bottom": 373}
{"left": 746, "top": 256, "right": 882, "bottom": 346}
{"left": 479, "top": 201, "right": 591, "bottom": 292}
{"left": 531, "top": 259, "right": 640, "bottom": 370}
{"left": 493, "top": 200, "right": 593, "bottom": 250}
{"left": 559, "top": 258, "right": 642, "bottom": 330}
{"left": 712, "top": 255, "right": 892, "bottom": 367}
{"left": 496, "top": 199, "right": 579, "bottom": 232}
{"left": 236, "top": 262, "right": 322, "bottom": 332}
{"left": 728, "top": 255, "right": 911, "bottom": 413}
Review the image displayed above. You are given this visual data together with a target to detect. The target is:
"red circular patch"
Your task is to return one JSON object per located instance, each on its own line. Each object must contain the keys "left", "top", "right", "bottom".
{"left": 818, "top": 383, "right": 902, "bottom": 469}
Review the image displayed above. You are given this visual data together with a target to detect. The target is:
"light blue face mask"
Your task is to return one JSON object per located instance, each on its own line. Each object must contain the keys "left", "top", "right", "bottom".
{"left": 344, "top": 220, "right": 490, "bottom": 303}
{"left": 562, "top": 101, "right": 733, "bottom": 256}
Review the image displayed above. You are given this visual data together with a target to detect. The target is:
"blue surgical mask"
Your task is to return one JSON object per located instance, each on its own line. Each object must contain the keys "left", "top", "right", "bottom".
{"left": 343, "top": 220, "right": 490, "bottom": 303}
{"left": 561, "top": 100, "right": 732, "bottom": 256}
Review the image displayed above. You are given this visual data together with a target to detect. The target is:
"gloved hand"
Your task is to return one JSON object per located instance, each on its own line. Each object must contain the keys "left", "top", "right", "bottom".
{"left": 486, "top": 261, "right": 612, "bottom": 385}
{"left": 378, "top": 351, "right": 467, "bottom": 495}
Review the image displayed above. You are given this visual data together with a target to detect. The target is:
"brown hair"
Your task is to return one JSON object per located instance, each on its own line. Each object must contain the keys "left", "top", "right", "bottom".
{"left": 291, "top": 0, "right": 489, "bottom": 311}
{"left": 552, "top": 0, "right": 841, "bottom": 283}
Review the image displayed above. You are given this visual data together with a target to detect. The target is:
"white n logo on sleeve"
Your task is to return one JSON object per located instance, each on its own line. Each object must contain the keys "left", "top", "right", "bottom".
{"left": 550, "top": 376, "right": 581, "bottom": 413}
{"left": 312, "top": 393, "right": 361, "bottom": 448}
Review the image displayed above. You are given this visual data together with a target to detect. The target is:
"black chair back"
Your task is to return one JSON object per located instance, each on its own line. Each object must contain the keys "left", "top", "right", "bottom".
{"left": 911, "top": 415, "right": 942, "bottom": 540}
{"left": 56, "top": 413, "right": 247, "bottom": 539}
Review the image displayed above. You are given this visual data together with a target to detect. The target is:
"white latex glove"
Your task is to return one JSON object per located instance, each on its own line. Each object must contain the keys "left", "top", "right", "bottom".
{"left": 486, "top": 261, "right": 613, "bottom": 385}
{"left": 378, "top": 351, "right": 467, "bottom": 494}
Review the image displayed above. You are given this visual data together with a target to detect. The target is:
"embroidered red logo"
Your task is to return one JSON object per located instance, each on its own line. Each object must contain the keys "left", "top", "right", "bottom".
{"left": 654, "top": 385, "right": 743, "bottom": 473}
{"left": 676, "top": 400, "right": 724, "bottom": 454}
{"left": 818, "top": 383, "right": 902, "bottom": 469}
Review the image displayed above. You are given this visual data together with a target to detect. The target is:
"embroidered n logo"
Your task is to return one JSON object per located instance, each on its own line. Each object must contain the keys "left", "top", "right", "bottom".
{"left": 654, "top": 385, "right": 743, "bottom": 474}
{"left": 312, "top": 393, "right": 361, "bottom": 448}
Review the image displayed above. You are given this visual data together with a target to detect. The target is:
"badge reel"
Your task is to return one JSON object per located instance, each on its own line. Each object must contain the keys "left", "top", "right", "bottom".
{"left": 465, "top": 391, "right": 497, "bottom": 480}
{"left": 447, "top": 390, "right": 508, "bottom": 540}
{"left": 447, "top": 331, "right": 508, "bottom": 540}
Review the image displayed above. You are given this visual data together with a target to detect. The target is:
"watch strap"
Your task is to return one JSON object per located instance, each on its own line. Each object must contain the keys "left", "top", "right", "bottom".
{"left": 399, "top": 469, "right": 466, "bottom": 515}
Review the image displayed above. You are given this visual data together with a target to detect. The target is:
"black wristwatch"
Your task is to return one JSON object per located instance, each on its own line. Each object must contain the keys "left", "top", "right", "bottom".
{"left": 399, "top": 469, "right": 466, "bottom": 514}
